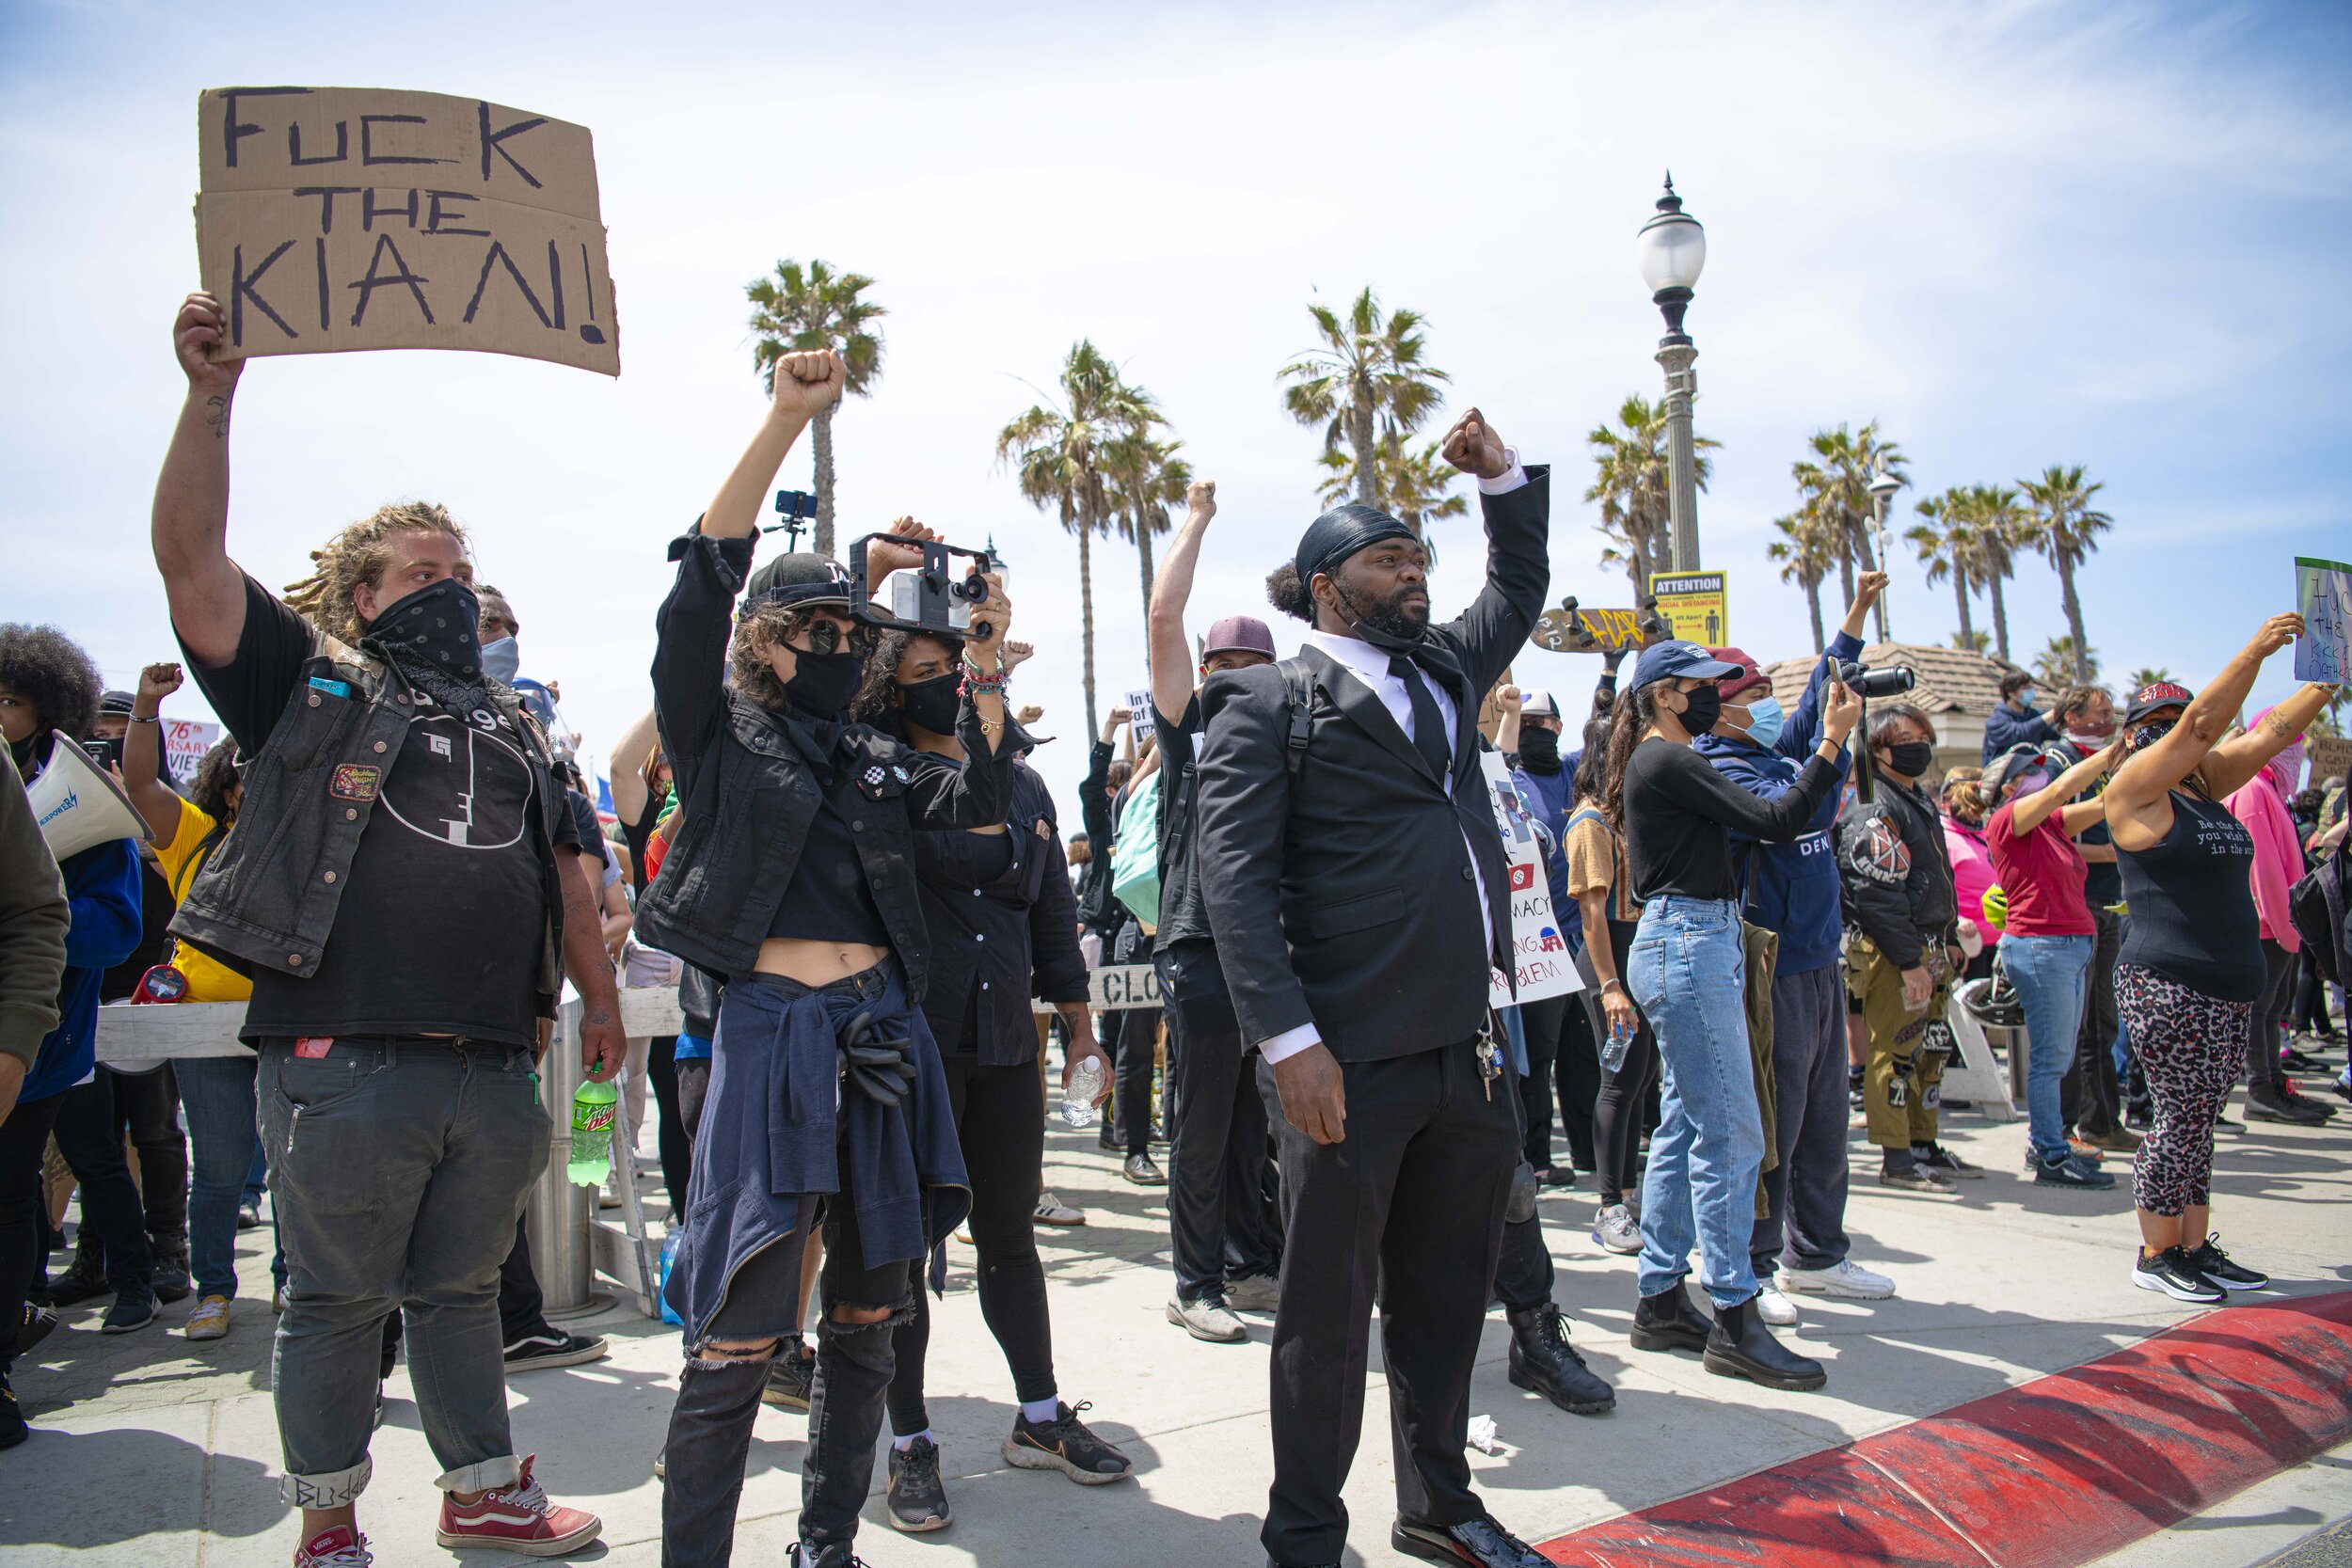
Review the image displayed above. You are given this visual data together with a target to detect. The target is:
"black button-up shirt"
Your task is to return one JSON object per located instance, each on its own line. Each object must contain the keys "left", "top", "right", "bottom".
{"left": 913, "top": 758, "right": 1089, "bottom": 1066}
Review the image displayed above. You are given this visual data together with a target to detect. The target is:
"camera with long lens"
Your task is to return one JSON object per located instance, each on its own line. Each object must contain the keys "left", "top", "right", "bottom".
{"left": 848, "top": 533, "right": 1004, "bottom": 643}
{"left": 1837, "top": 660, "right": 1915, "bottom": 699}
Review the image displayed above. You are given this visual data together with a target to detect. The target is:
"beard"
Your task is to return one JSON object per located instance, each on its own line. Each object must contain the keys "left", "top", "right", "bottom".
{"left": 1334, "top": 576, "right": 1430, "bottom": 643}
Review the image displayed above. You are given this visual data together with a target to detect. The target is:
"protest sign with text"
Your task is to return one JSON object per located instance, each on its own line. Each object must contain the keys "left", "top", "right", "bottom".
{"left": 162, "top": 719, "right": 221, "bottom": 787}
{"left": 196, "top": 87, "right": 619, "bottom": 375}
{"left": 1126, "top": 688, "right": 1155, "bottom": 742}
{"left": 1482, "top": 753, "right": 1581, "bottom": 1008}
{"left": 2296, "top": 557, "right": 2351, "bottom": 685}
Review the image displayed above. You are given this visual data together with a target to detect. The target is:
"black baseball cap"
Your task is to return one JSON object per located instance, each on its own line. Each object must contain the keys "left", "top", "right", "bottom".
{"left": 99, "top": 689, "right": 135, "bottom": 716}
{"left": 2124, "top": 680, "right": 2195, "bottom": 725}
{"left": 742, "top": 553, "right": 855, "bottom": 615}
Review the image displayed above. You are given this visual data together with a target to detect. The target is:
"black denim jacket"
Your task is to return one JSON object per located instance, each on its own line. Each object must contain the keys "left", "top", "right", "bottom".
{"left": 170, "top": 631, "right": 566, "bottom": 1001}
{"left": 635, "top": 529, "right": 1018, "bottom": 993}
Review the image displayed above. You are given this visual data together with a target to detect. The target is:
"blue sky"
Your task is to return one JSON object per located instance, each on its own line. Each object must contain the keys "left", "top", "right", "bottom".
{"left": 4, "top": 0, "right": 2346, "bottom": 810}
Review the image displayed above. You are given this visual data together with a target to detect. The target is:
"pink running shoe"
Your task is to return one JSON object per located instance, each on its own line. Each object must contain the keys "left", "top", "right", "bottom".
{"left": 434, "top": 1456, "right": 601, "bottom": 1557}
{"left": 293, "top": 1525, "right": 372, "bottom": 1566}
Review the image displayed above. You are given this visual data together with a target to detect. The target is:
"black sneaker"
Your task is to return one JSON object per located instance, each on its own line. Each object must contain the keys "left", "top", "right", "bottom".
{"left": 17, "top": 1303, "right": 58, "bottom": 1360}
{"left": 101, "top": 1294, "right": 157, "bottom": 1335}
{"left": 0, "top": 1379, "right": 24, "bottom": 1450}
{"left": 1002, "top": 1400, "right": 1133, "bottom": 1484}
{"left": 236, "top": 1200, "right": 262, "bottom": 1231}
{"left": 2247, "top": 1091, "right": 2327, "bottom": 1125}
{"left": 2183, "top": 1234, "right": 2269, "bottom": 1291}
{"left": 1121, "top": 1152, "right": 1167, "bottom": 1187}
{"left": 43, "top": 1251, "right": 106, "bottom": 1308}
{"left": 502, "top": 1331, "right": 609, "bottom": 1372}
{"left": 2133, "top": 1246, "right": 2224, "bottom": 1305}
{"left": 886, "top": 1435, "right": 952, "bottom": 1531}
{"left": 1848, "top": 1065, "right": 1866, "bottom": 1113}
{"left": 2033, "top": 1152, "right": 2116, "bottom": 1189}
{"left": 1912, "top": 1142, "right": 1984, "bottom": 1179}
{"left": 2280, "top": 1048, "right": 2328, "bottom": 1074}
{"left": 762, "top": 1339, "right": 816, "bottom": 1410}
{"left": 151, "top": 1236, "right": 194, "bottom": 1306}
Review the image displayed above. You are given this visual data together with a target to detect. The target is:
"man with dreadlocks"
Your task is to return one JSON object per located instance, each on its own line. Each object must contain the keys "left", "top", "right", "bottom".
{"left": 150, "top": 292, "right": 623, "bottom": 1568}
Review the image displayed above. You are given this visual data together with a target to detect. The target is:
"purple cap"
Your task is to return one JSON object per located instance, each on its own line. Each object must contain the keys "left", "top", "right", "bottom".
{"left": 1203, "top": 616, "right": 1276, "bottom": 659}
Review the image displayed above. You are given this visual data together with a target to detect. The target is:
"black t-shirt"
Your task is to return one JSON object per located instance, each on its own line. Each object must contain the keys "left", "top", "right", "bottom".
{"left": 566, "top": 790, "right": 608, "bottom": 870}
{"left": 183, "top": 576, "right": 575, "bottom": 1046}
{"left": 1623, "top": 736, "right": 1839, "bottom": 903}
{"left": 1151, "top": 692, "right": 1211, "bottom": 947}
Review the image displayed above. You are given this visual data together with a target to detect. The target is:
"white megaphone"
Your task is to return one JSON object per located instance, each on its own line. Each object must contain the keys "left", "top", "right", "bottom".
{"left": 27, "top": 731, "right": 153, "bottom": 862}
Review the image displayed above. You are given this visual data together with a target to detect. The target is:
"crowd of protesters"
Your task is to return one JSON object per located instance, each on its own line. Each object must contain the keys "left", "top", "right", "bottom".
{"left": 0, "top": 291, "right": 2344, "bottom": 1568}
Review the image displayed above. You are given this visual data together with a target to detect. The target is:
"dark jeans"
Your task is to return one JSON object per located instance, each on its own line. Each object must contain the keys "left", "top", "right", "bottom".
{"left": 0, "top": 1093, "right": 67, "bottom": 1376}
{"left": 2249, "top": 940, "right": 2298, "bottom": 1099}
{"left": 1587, "top": 919, "right": 1658, "bottom": 1207}
{"left": 888, "top": 1053, "right": 1055, "bottom": 1434}
{"left": 49, "top": 1072, "right": 156, "bottom": 1303}
{"left": 2063, "top": 908, "right": 2124, "bottom": 1137}
{"left": 497, "top": 1216, "right": 553, "bottom": 1346}
{"left": 1157, "top": 943, "right": 1274, "bottom": 1302}
{"left": 1517, "top": 992, "right": 1599, "bottom": 1173}
{"left": 661, "top": 1147, "right": 910, "bottom": 1566}
{"left": 644, "top": 1034, "right": 696, "bottom": 1214}
{"left": 1751, "top": 964, "right": 1852, "bottom": 1276}
{"left": 1108, "top": 1006, "right": 1157, "bottom": 1154}
{"left": 113, "top": 1065, "right": 190, "bottom": 1243}
{"left": 1257, "top": 1040, "right": 1517, "bottom": 1566}
{"left": 261, "top": 1037, "right": 548, "bottom": 1506}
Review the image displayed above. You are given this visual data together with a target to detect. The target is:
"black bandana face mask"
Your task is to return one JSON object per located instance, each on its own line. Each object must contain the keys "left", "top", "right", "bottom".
{"left": 1518, "top": 724, "right": 1561, "bottom": 773}
{"left": 896, "top": 671, "right": 963, "bottom": 736}
{"left": 366, "top": 577, "right": 492, "bottom": 721}
{"left": 784, "top": 647, "right": 864, "bottom": 719}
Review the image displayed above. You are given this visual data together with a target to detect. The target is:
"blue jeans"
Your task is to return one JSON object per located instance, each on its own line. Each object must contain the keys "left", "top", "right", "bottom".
{"left": 1628, "top": 895, "right": 1767, "bottom": 1308}
{"left": 2004, "top": 934, "right": 2092, "bottom": 1161}
{"left": 175, "top": 1053, "right": 262, "bottom": 1301}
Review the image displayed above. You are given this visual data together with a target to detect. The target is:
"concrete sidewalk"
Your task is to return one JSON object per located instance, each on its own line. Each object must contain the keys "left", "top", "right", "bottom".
{"left": 5, "top": 1098, "right": 2349, "bottom": 1567}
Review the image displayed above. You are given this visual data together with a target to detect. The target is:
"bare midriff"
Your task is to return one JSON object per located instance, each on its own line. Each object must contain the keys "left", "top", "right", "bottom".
{"left": 755, "top": 937, "right": 891, "bottom": 988}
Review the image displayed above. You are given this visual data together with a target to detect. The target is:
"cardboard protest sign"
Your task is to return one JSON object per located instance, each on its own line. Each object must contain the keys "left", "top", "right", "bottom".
{"left": 162, "top": 719, "right": 220, "bottom": 787}
{"left": 1533, "top": 604, "right": 1647, "bottom": 654}
{"left": 196, "top": 87, "right": 618, "bottom": 375}
{"left": 1482, "top": 753, "right": 1581, "bottom": 1008}
{"left": 1651, "top": 569, "right": 1729, "bottom": 646}
{"left": 2310, "top": 736, "right": 2352, "bottom": 789}
{"left": 2296, "top": 557, "right": 2352, "bottom": 685}
{"left": 1126, "top": 689, "right": 1155, "bottom": 742}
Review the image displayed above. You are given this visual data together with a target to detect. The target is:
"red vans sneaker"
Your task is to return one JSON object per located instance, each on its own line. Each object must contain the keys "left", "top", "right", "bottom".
{"left": 434, "top": 1456, "right": 600, "bottom": 1557}
{"left": 293, "top": 1525, "right": 372, "bottom": 1566}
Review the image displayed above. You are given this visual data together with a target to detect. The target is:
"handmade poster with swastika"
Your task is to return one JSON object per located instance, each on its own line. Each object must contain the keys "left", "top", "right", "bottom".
{"left": 195, "top": 87, "right": 619, "bottom": 375}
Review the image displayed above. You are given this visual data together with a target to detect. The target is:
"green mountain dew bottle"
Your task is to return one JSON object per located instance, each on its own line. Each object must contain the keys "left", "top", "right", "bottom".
{"left": 567, "top": 1076, "right": 618, "bottom": 1187}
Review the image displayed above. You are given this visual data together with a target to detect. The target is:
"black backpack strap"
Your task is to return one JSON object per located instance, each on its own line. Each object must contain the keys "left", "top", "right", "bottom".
{"left": 1279, "top": 656, "right": 1316, "bottom": 779}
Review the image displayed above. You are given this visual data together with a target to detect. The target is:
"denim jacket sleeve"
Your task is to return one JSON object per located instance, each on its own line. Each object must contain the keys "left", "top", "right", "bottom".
{"left": 653, "top": 526, "right": 754, "bottom": 779}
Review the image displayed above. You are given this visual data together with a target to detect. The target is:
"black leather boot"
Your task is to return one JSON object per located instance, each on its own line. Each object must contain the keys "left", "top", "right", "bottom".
{"left": 1628, "top": 1279, "right": 1711, "bottom": 1354}
{"left": 44, "top": 1233, "right": 107, "bottom": 1307}
{"left": 1504, "top": 1303, "right": 1615, "bottom": 1414}
{"left": 150, "top": 1232, "right": 193, "bottom": 1305}
{"left": 1704, "top": 1293, "right": 1827, "bottom": 1390}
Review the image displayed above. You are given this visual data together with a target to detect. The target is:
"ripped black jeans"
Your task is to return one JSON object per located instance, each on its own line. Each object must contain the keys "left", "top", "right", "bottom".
{"left": 660, "top": 1139, "right": 911, "bottom": 1567}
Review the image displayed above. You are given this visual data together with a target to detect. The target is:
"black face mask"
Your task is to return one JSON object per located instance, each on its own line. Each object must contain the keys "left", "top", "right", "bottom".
{"left": 1677, "top": 685, "right": 1722, "bottom": 736}
{"left": 784, "top": 647, "right": 863, "bottom": 719}
{"left": 1518, "top": 724, "right": 1561, "bottom": 773}
{"left": 895, "top": 671, "right": 962, "bottom": 736}
{"left": 366, "top": 577, "right": 490, "bottom": 718}
{"left": 1883, "top": 739, "right": 1935, "bottom": 778}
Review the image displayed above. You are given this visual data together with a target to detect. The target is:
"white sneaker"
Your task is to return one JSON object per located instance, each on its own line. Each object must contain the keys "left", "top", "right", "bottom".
{"left": 1033, "top": 1191, "right": 1086, "bottom": 1227}
{"left": 1167, "top": 1293, "right": 1248, "bottom": 1343}
{"left": 1754, "top": 1284, "right": 1801, "bottom": 1325}
{"left": 1781, "top": 1259, "right": 1896, "bottom": 1300}
{"left": 1590, "top": 1203, "right": 1642, "bottom": 1255}
{"left": 1224, "top": 1272, "right": 1280, "bottom": 1312}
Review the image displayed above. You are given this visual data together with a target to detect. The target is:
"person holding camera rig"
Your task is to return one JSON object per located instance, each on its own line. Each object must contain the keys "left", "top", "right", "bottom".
{"left": 1200, "top": 406, "right": 1559, "bottom": 1568}
{"left": 639, "top": 347, "right": 1019, "bottom": 1568}
{"left": 848, "top": 584, "right": 1128, "bottom": 1534}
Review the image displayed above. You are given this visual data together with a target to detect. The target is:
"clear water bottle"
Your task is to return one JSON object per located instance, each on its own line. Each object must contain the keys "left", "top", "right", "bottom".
{"left": 567, "top": 1076, "right": 618, "bottom": 1186}
{"left": 1059, "top": 1056, "right": 1104, "bottom": 1130}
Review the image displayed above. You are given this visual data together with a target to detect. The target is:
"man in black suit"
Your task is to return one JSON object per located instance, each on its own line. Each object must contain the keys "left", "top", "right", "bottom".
{"left": 1196, "top": 408, "right": 1554, "bottom": 1568}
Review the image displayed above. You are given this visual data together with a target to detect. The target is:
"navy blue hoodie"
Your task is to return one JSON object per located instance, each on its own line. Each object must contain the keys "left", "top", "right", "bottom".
{"left": 1693, "top": 630, "right": 1860, "bottom": 975}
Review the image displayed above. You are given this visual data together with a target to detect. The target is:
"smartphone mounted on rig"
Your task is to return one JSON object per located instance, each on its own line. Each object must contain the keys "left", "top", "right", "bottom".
{"left": 848, "top": 533, "right": 1003, "bottom": 644}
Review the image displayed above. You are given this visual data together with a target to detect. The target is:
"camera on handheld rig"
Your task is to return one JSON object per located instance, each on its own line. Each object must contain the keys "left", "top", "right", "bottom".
{"left": 847, "top": 533, "right": 1005, "bottom": 644}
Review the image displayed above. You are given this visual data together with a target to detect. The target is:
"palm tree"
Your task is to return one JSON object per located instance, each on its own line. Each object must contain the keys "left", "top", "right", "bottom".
{"left": 2019, "top": 464, "right": 2113, "bottom": 683}
{"left": 1907, "top": 488, "right": 1982, "bottom": 649}
{"left": 1318, "top": 434, "right": 1469, "bottom": 536}
{"left": 1279, "top": 288, "right": 1450, "bottom": 512}
{"left": 1950, "top": 630, "right": 1992, "bottom": 654}
{"left": 995, "top": 341, "right": 1146, "bottom": 736}
{"left": 1768, "top": 508, "right": 1837, "bottom": 654}
{"left": 2124, "top": 666, "right": 2175, "bottom": 691}
{"left": 1104, "top": 404, "right": 1191, "bottom": 625}
{"left": 2031, "top": 634, "right": 2099, "bottom": 691}
{"left": 1588, "top": 393, "right": 1717, "bottom": 598}
{"left": 1966, "top": 483, "right": 2028, "bottom": 663}
{"left": 746, "top": 260, "right": 886, "bottom": 558}
{"left": 1791, "top": 421, "right": 1908, "bottom": 640}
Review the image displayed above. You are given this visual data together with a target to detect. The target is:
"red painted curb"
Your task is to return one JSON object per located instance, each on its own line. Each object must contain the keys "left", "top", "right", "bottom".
{"left": 1540, "top": 1290, "right": 2352, "bottom": 1567}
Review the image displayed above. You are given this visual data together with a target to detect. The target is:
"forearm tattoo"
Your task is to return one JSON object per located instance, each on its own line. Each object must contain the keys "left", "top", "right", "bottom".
{"left": 203, "top": 395, "right": 230, "bottom": 440}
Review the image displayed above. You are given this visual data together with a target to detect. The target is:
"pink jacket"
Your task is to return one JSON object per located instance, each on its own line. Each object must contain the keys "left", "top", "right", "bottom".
{"left": 1943, "top": 813, "right": 2000, "bottom": 943}
{"left": 2225, "top": 767, "right": 2302, "bottom": 952}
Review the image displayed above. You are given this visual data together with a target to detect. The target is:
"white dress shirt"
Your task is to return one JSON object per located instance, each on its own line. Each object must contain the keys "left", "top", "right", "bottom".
{"left": 1259, "top": 454, "right": 1527, "bottom": 1066}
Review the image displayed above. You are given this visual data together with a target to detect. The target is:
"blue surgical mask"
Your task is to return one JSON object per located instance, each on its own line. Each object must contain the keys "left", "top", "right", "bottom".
{"left": 480, "top": 636, "right": 520, "bottom": 684}
{"left": 2017, "top": 687, "right": 2037, "bottom": 709}
{"left": 1740, "top": 695, "right": 1785, "bottom": 750}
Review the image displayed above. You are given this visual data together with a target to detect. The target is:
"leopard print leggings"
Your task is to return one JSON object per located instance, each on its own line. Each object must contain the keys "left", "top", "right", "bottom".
{"left": 2114, "top": 962, "right": 2251, "bottom": 1216}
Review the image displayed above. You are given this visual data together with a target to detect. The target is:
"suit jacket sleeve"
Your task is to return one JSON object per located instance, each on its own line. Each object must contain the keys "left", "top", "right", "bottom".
{"left": 1444, "top": 467, "right": 1552, "bottom": 700}
{"left": 1196, "top": 664, "right": 1311, "bottom": 1047}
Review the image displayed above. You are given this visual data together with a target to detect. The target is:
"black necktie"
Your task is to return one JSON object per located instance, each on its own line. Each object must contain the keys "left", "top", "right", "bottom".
{"left": 1390, "top": 656, "right": 1452, "bottom": 783}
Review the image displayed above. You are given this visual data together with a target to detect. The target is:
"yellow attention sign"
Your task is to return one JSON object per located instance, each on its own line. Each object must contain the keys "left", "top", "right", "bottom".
{"left": 1651, "top": 570, "right": 1728, "bottom": 647}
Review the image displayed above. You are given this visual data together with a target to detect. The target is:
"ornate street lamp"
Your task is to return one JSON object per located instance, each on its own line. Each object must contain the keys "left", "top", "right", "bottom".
{"left": 1867, "top": 461, "right": 1902, "bottom": 641}
{"left": 1637, "top": 175, "right": 1708, "bottom": 572}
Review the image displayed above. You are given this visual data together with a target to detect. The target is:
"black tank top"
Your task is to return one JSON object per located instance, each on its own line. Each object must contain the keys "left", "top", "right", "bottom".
{"left": 2116, "top": 788, "right": 2265, "bottom": 1003}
